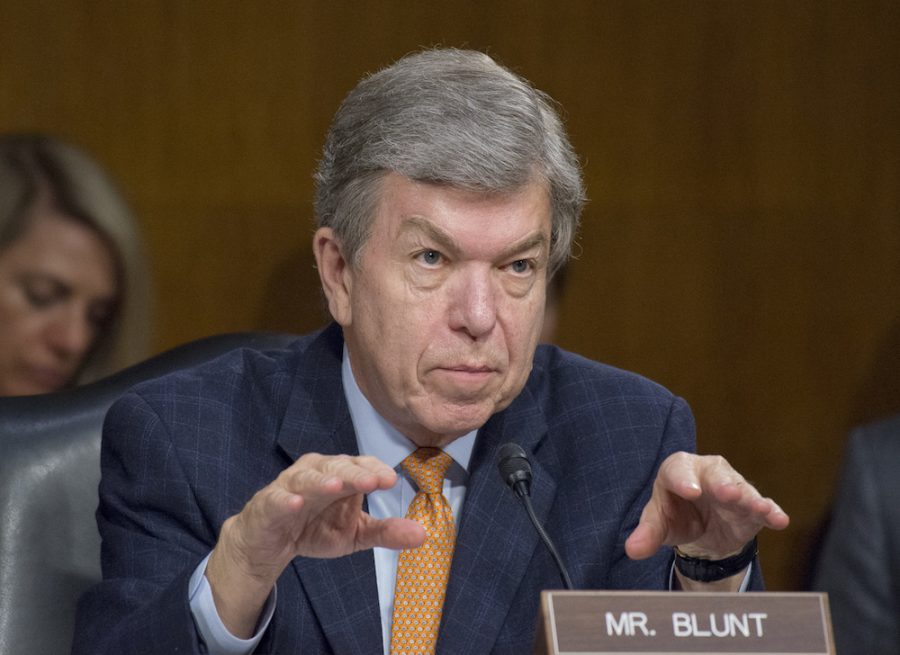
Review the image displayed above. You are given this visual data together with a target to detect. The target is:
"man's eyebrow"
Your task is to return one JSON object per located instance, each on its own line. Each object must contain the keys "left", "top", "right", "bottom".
{"left": 399, "top": 216, "right": 549, "bottom": 262}
{"left": 399, "top": 216, "right": 462, "bottom": 255}
{"left": 497, "top": 231, "right": 548, "bottom": 262}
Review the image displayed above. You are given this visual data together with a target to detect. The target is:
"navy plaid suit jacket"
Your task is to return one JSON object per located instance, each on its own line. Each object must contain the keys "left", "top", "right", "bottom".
{"left": 74, "top": 323, "right": 753, "bottom": 654}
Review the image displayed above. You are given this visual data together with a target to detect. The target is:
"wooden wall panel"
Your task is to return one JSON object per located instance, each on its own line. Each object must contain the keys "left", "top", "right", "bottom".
{"left": 2, "top": 0, "right": 899, "bottom": 592}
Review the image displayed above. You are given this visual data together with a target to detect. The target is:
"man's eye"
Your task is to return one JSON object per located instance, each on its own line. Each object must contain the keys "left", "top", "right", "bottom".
{"left": 509, "top": 259, "right": 532, "bottom": 274}
{"left": 417, "top": 250, "right": 442, "bottom": 266}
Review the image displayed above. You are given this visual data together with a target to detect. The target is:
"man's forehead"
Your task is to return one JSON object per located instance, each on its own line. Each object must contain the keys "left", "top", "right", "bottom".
{"left": 376, "top": 173, "right": 551, "bottom": 222}
{"left": 397, "top": 214, "right": 548, "bottom": 253}
{"left": 373, "top": 181, "right": 550, "bottom": 258}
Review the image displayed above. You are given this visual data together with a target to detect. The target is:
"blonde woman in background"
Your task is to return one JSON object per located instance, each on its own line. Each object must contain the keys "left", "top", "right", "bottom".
{"left": 0, "top": 134, "right": 152, "bottom": 396}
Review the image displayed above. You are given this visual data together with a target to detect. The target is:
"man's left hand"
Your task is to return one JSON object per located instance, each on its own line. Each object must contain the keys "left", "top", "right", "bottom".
{"left": 624, "top": 452, "right": 789, "bottom": 571}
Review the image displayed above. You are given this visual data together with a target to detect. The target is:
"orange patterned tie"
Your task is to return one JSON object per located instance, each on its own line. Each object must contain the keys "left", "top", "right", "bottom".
{"left": 389, "top": 448, "right": 455, "bottom": 655}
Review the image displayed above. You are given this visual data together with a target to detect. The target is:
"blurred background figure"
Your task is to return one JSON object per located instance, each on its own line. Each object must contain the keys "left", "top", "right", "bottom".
{"left": 0, "top": 134, "right": 152, "bottom": 396}
{"left": 811, "top": 414, "right": 900, "bottom": 654}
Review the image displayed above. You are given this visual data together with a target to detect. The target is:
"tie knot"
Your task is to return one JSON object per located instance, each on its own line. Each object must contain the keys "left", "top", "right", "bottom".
{"left": 401, "top": 448, "right": 452, "bottom": 494}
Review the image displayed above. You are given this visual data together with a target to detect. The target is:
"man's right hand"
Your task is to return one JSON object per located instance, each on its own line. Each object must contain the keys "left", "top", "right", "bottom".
{"left": 205, "top": 453, "right": 426, "bottom": 638}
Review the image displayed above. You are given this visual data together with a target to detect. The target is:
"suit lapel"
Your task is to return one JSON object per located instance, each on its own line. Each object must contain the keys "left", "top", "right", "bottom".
{"left": 275, "top": 326, "right": 383, "bottom": 655}
{"left": 438, "top": 384, "right": 556, "bottom": 654}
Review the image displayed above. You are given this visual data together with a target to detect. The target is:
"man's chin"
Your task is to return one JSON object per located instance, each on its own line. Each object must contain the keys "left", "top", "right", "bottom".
{"left": 411, "top": 401, "right": 501, "bottom": 443}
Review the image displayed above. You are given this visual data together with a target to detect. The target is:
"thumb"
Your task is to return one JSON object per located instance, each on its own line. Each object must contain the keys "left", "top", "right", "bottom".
{"left": 356, "top": 516, "right": 427, "bottom": 552}
{"left": 624, "top": 503, "right": 668, "bottom": 560}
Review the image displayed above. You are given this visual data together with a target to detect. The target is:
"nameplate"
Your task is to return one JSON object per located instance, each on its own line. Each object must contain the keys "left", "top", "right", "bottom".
{"left": 535, "top": 591, "right": 834, "bottom": 654}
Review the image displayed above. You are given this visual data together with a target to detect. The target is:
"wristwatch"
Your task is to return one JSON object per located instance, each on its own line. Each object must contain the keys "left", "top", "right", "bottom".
{"left": 673, "top": 538, "right": 758, "bottom": 583}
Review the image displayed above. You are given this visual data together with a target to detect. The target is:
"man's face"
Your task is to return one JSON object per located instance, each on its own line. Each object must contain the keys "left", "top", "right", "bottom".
{"left": 317, "top": 173, "right": 552, "bottom": 447}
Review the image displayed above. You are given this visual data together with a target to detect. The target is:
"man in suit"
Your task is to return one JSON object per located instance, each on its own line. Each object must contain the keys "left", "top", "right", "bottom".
{"left": 812, "top": 414, "right": 900, "bottom": 654}
{"left": 74, "top": 49, "right": 788, "bottom": 655}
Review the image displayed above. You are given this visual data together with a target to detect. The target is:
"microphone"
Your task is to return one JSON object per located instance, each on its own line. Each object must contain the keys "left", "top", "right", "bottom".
{"left": 497, "top": 443, "right": 574, "bottom": 590}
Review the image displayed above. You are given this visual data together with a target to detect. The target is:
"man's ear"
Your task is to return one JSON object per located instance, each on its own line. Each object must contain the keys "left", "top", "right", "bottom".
{"left": 313, "top": 227, "right": 353, "bottom": 326}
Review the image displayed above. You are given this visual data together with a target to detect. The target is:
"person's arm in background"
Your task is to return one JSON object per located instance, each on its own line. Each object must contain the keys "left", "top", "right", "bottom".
{"left": 812, "top": 422, "right": 900, "bottom": 654}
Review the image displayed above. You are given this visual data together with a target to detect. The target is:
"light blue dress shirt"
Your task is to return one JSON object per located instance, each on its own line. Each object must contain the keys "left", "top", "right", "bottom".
{"left": 189, "top": 348, "right": 476, "bottom": 655}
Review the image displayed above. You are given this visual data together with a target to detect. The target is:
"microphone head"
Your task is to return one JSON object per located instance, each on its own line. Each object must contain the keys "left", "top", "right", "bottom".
{"left": 497, "top": 442, "right": 532, "bottom": 491}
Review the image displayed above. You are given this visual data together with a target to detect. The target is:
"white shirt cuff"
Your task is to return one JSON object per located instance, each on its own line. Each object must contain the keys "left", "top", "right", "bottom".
{"left": 188, "top": 553, "right": 277, "bottom": 655}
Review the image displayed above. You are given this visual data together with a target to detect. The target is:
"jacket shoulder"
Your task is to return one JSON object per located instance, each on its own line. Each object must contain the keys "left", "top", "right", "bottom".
{"left": 529, "top": 344, "right": 680, "bottom": 411}
{"left": 107, "top": 326, "right": 340, "bottom": 428}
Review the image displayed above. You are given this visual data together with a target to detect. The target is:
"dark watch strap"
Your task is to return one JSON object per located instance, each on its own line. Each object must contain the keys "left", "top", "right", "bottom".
{"left": 673, "top": 537, "right": 758, "bottom": 583}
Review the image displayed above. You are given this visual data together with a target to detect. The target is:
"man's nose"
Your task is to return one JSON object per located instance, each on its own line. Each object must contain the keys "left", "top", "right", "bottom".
{"left": 449, "top": 268, "right": 498, "bottom": 339}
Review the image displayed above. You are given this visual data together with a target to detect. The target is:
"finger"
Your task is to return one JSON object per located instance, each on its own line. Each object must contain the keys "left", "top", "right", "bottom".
{"left": 707, "top": 479, "right": 757, "bottom": 507}
{"left": 698, "top": 478, "right": 771, "bottom": 531}
{"left": 708, "top": 480, "right": 789, "bottom": 529}
{"left": 319, "top": 454, "right": 397, "bottom": 493}
{"left": 655, "top": 451, "right": 705, "bottom": 500}
{"left": 356, "top": 516, "right": 427, "bottom": 552}
{"left": 253, "top": 486, "right": 312, "bottom": 532}
{"left": 755, "top": 497, "right": 791, "bottom": 530}
{"left": 285, "top": 466, "right": 347, "bottom": 495}
{"left": 694, "top": 454, "right": 747, "bottom": 492}
{"left": 291, "top": 452, "right": 384, "bottom": 479}
{"left": 349, "top": 455, "right": 400, "bottom": 490}
{"left": 627, "top": 452, "right": 715, "bottom": 559}
{"left": 230, "top": 486, "right": 307, "bottom": 559}
{"left": 281, "top": 455, "right": 387, "bottom": 497}
{"left": 625, "top": 522, "right": 664, "bottom": 560}
{"left": 624, "top": 498, "right": 669, "bottom": 560}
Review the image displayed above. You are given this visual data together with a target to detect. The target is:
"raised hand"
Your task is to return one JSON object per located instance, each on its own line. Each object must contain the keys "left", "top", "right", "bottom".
{"left": 624, "top": 452, "right": 789, "bottom": 587}
{"left": 206, "top": 453, "right": 425, "bottom": 637}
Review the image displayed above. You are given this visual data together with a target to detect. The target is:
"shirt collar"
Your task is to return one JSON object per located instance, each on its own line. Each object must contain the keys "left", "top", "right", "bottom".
{"left": 341, "top": 345, "right": 476, "bottom": 471}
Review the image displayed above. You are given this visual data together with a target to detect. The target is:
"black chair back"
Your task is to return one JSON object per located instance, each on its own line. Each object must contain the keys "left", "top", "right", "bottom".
{"left": 0, "top": 332, "right": 296, "bottom": 655}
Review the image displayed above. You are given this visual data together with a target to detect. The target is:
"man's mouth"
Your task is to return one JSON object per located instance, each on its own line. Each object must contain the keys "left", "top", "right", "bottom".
{"left": 443, "top": 364, "right": 494, "bottom": 373}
